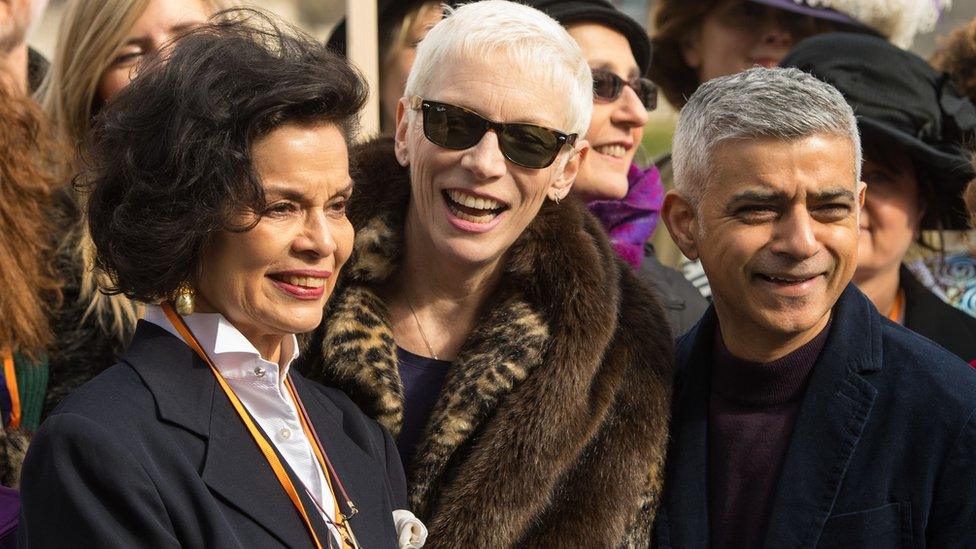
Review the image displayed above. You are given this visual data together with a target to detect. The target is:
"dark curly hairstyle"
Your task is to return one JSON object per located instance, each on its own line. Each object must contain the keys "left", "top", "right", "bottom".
{"left": 85, "top": 9, "right": 368, "bottom": 305}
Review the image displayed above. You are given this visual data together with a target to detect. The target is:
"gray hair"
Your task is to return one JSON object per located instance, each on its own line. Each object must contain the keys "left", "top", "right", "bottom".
{"left": 672, "top": 67, "right": 861, "bottom": 208}
{"left": 403, "top": 0, "right": 592, "bottom": 137}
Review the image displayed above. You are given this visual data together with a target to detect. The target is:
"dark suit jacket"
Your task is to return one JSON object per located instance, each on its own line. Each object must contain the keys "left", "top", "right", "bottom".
{"left": 902, "top": 266, "right": 976, "bottom": 363}
{"left": 656, "top": 285, "right": 976, "bottom": 548}
{"left": 19, "top": 321, "right": 406, "bottom": 548}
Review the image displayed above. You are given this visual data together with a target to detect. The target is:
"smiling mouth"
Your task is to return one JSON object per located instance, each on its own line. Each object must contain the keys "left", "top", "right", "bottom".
{"left": 756, "top": 273, "right": 820, "bottom": 285}
{"left": 443, "top": 189, "right": 509, "bottom": 224}
{"left": 268, "top": 274, "right": 327, "bottom": 288}
{"left": 594, "top": 144, "right": 629, "bottom": 159}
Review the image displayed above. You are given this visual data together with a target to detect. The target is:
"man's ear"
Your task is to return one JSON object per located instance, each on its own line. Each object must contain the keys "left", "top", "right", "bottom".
{"left": 662, "top": 189, "right": 701, "bottom": 260}
{"left": 394, "top": 97, "right": 411, "bottom": 167}
{"left": 547, "top": 140, "right": 589, "bottom": 202}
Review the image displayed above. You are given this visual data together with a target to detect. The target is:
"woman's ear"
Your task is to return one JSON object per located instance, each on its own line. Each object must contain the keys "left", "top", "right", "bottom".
{"left": 394, "top": 97, "right": 411, "bottom": 167}
{"left": 548, "top": 141, "right": 589, "bottom": 201}
{"left": 680, "top": 29, "right": 704, "bottom": 70}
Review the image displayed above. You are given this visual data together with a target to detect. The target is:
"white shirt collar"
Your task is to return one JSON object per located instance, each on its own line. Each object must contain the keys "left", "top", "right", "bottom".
{"left": 142, "top": 304, "right": 300, "bottom": 384}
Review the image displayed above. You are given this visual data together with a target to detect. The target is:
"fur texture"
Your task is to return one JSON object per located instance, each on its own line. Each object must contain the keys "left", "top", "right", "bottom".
{"left": 0, "top": 428, "right": 28, "bottom": 488}
{"left": 301, "top": 137, "right": 674, "bottom": 547}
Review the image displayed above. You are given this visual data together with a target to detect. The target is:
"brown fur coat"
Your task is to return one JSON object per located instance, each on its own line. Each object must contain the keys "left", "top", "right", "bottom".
{"left": 300, "top": 137, "right": 674, "bottom": 547}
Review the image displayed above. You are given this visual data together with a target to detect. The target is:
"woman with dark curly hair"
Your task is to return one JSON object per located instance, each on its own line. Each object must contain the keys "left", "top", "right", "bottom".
{"left": 19, "top": 12, "right": 424, "bottom": 549}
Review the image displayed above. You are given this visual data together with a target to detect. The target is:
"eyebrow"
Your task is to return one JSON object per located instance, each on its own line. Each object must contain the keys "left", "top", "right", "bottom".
{"left": 591, "top": 61, "right": 640, "bottom": 80}
{"left": 728, "top": 186, "right": 857, "bottom": 205}
{"left": 264, "top": 180, "right": 354, "bottom": 201}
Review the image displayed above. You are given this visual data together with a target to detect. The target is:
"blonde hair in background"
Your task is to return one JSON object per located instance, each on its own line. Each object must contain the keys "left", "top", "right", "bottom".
{"left": 37, "top": 0, "right": 226, "bottom": 341}
{"left": 382, "top": 1, "right": 441, "bottom": 66}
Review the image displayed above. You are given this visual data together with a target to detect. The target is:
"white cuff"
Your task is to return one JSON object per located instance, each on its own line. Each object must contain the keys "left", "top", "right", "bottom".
{"left": 392, "top": 509, "right": 428, "bottom": 548}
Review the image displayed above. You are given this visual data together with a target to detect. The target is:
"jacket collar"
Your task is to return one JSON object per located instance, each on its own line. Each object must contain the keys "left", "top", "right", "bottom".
{"left": 124, "top": 321, "right": 364, "bottom": 548}
{"left": 663, "top": 284, "right": 882, "bottom": 548}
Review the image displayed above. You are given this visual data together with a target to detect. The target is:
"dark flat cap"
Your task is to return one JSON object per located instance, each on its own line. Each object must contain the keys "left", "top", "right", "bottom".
{"left": 517, "top": 0, "right": 651, "bottom": 75}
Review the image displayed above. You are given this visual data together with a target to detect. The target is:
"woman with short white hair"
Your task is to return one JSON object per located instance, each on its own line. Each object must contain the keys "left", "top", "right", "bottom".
{"left": 299, "top": 1, "right": 674, "bottom": 546}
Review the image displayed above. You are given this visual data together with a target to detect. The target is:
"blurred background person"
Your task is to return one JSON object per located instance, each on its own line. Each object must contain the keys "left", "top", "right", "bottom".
{"left": 783, "top": 32, "right": 976, "bottom": 363}
{"left": 0, "top": 1, "right": 65, "bottom": 545}
{"left": 648, "top": 0, "right": 951, "bottom": 298}
{"left": 326, "top": 0, "right": 443, "bottom": 133}
{"left": 0, "top": 0, "right": 48, "bottom": 94}
{"left": 525, "top": 0, "right": 707, "bottom": 335}
{"left": 37, "top": 0, "right": 224, "bottom": 417}
{"left": 904, "top": 16, "right": 976, "bottom": 319}
{"left": 20, "top": 12, "right": 420, "bottom": 548}
{"left": 301, "top": 2, "right": 673, "bottom": 545}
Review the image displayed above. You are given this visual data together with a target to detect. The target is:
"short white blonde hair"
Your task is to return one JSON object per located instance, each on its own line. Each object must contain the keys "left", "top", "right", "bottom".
{"left": 403, "top": 0, "right": 592, "bottom": 137}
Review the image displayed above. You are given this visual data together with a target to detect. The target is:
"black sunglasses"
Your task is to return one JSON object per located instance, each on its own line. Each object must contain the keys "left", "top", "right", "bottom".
{"left": 411, "top": 96, "right": 578, "bottom": 169}
{"left": 592, "top": 69, "right": 658, "bottom": 111}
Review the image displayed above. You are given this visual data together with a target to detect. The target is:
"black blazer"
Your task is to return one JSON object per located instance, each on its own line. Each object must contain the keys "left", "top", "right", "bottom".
{"left": 19, "top": 321, "right": 406, "bottom": 548}
{"left": 902, "top": 265, "right": 976, "bottom": 363}
{"left": 656, "top": 285, "right": 976, "bottom": 548}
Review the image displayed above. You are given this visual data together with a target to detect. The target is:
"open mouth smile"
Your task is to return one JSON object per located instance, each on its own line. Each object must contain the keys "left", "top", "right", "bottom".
{"left": 443, "top": 189, "right": 509, "bottom": 224}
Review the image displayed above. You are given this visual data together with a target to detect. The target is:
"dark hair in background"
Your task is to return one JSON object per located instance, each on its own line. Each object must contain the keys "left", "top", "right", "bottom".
{"left": 650, "top": 0, "right": 855, "bottom": 108}
{"left": 85, "top": 9, "right": 368, "bottom": 305}
{"left": 931, "top": 17, "right": 976, "bottom": 105}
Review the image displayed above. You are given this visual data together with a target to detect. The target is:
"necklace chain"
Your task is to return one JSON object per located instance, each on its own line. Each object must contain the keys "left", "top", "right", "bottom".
{"left": 405, "top": 293, "right": 439, "bottom": 361}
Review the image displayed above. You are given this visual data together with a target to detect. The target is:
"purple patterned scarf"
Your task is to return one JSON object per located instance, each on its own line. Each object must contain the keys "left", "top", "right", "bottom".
{"left": 586, "top": 163, "right": 664, "bottom": 270}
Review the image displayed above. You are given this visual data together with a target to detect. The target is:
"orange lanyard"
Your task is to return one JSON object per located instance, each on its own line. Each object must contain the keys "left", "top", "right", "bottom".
{"left": 2, "top": 348, "right": 20, "bottom": 430}
{"left": 887, "top": 290, "right": 905, "bottom": 323}
{"left": 161, "top": 305, "right": 352, "bottom": 548}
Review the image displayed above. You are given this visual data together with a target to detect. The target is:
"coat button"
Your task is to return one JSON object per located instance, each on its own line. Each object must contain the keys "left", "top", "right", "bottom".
{"left": 253, "top": 366, "right": 266, "bottom": 377}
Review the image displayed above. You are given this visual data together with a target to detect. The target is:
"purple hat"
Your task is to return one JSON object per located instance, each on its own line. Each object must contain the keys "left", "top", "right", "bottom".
{"left": 748, "top": 0, "right": 872, "bottom": 32}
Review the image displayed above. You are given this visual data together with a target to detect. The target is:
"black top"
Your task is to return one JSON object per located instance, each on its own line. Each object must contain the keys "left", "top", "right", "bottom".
{"left": 19, "top": 322, "right": 406, "bottom": 548}
{"left": 395, "top": 346, "right": 451, "bottom": 470}
{"left": 639, "top": 244, "right": 709, "bottom": 338}
{"left": 708, "top": 323, "right": 829, "bottom": 548}
{"left": 902, "top": 265, "right": 976, "bottom": 364}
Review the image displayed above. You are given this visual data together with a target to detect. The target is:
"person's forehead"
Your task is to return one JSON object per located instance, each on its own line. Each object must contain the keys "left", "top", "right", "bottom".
{"left": 428, "top": 53, "right": 568, "bottom": 128}
{"left": 707, "top": 134, "right": 858, "bottom": 197}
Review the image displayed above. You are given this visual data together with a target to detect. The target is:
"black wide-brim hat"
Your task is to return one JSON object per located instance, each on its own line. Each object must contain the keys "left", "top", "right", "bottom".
{"left": 517, "top": 0, "right": 651, "bottom": 76}
{"left": 782, "top": 32, "right": 976, "bottom": 230}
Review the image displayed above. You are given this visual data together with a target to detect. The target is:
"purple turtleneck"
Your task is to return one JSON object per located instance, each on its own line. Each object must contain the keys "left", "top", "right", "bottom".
{"left": 708, "top": 321, "right": 831, "bottom": 548}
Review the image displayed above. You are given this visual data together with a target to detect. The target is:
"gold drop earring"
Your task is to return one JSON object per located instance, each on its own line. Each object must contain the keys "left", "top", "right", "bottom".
{"left": 174, "top": 283, "right": 195, "bottom": 315}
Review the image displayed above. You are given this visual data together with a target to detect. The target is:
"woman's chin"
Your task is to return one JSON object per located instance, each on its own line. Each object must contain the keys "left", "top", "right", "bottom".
{"left": 574, "top": 173, "right": 629, "bottom": 201}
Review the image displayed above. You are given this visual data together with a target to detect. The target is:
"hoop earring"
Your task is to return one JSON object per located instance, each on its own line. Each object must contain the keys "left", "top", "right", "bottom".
{"left": 174, "top": 283, "right": 195, "bottom": 315}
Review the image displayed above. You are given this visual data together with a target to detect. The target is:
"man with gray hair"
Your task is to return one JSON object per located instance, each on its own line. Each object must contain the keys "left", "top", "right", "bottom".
{"left": 655, "top": 67, "right": 976, "bottom": 547}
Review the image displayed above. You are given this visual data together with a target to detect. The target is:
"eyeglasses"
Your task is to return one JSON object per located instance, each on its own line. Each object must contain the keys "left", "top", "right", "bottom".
{"left": 592, "top": 69, "right": 658, "bottom": 111}
{"left": 410, "top": 96, "right": 578, "bottom": 169}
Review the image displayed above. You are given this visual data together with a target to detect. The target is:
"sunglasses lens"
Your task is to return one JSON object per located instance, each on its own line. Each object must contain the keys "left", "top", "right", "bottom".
{"left": 592, "top": 71, "right": 621, "bottom": 101}
{"left": 636, "top": 79, "right": 658, "bottom": 110}
{"left": 423, "top": 102, "right": 485, "bottom": 150}
{"left": 501, "top": 124, "right": 561, "bottom": 169}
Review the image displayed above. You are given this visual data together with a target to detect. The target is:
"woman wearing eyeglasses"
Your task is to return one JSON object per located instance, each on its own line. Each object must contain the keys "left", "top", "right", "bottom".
{"left": 525, "top": 0, "right": 709, "bottom": 336}
{"left": 19, "top": 13, "right": 425, "bottom": 549}
{"left": 298, "top": 1, "right": 674, "bottom": 546}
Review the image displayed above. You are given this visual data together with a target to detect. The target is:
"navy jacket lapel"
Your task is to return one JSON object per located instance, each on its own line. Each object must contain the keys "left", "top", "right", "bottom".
{"left": 292, "top": 375, "right": 396, "bottom": 548}
{"left": 660, "top": 308, "right": 716, "bottom": 548}
{"left": 762, "top": 286, "right": 881, "bottom": 548}
{"left": 125, "top": 321, "right": 320, "bottom": 548}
